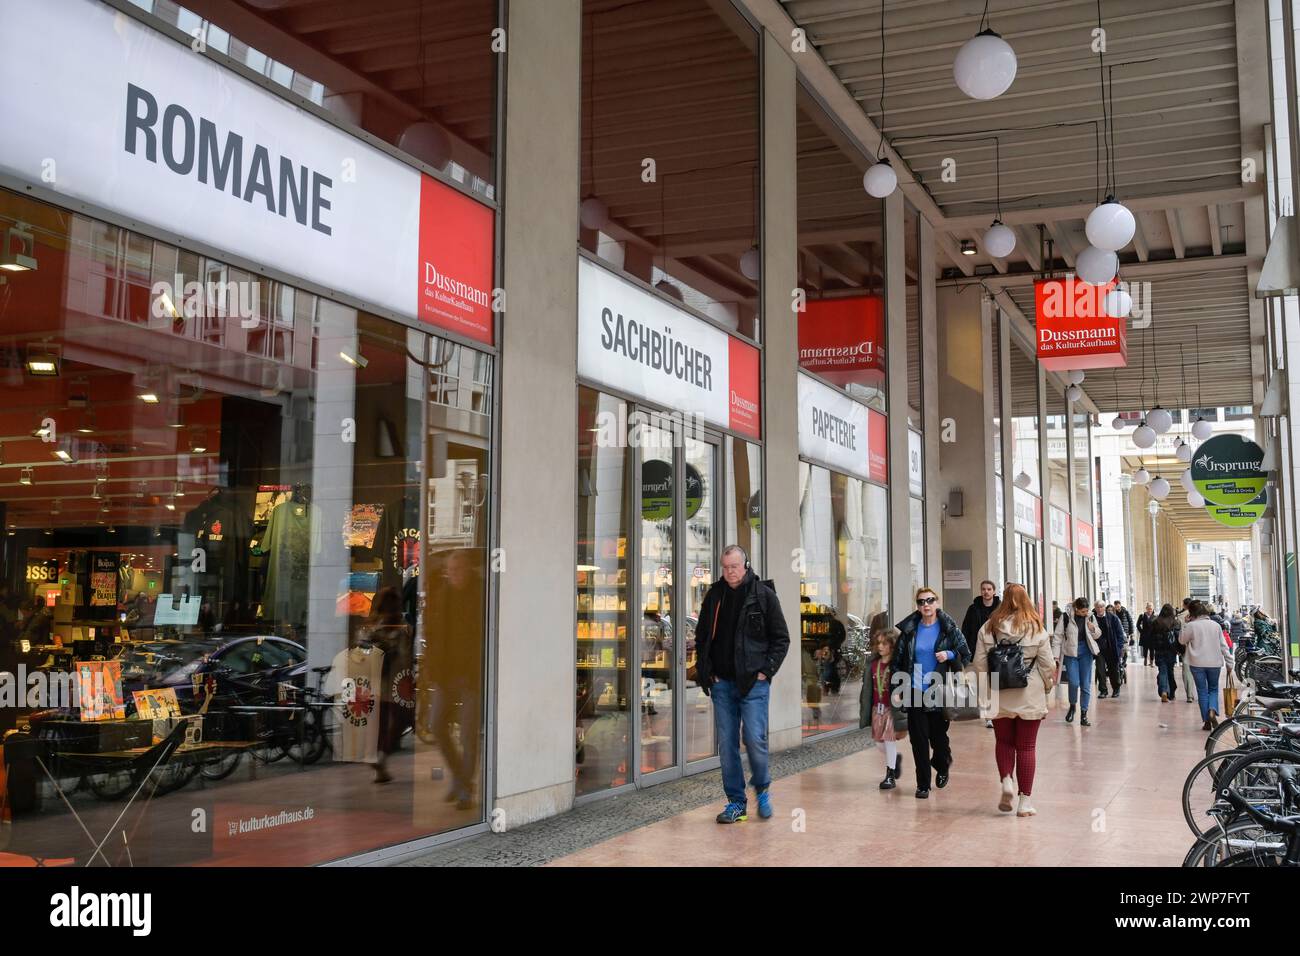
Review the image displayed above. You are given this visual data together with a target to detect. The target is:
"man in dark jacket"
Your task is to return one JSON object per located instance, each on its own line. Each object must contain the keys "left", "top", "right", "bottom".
{"left": 1112, "top": 600, "right": 1135, "bottom": 646}
{"left": 893, "top": 587, "right": 970, "bottom": 799}
{"left": 694, "top": 545, "right": 790, "bottom": 824}
{"left": 961, "top": 581, "right": 1000, "bottom": 728}
{"left": 1092, "top": 602, "right": 1125, "bottom": 699}
{"left": 1136, "top": 602, "right": 1154, "bottom": 665}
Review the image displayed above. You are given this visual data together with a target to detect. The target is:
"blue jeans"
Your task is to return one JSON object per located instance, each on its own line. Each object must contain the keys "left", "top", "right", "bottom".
{"left": 1192, "top": 666, "right": 1222, "bottom": 722}
{"left": 1064, "top": 646, "right": 1094, "bottom": 711}
{"left": 711, "top": 678, "right": 771, "bottom": 804}
{"left": 1155, "top": 654, "right": 1177, "bottom": 698}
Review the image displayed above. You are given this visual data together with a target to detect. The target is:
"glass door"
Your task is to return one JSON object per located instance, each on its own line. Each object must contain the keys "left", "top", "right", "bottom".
{"left": 683, "top": 436, "right": 719, "bottom": 765}
{"left": 636, "top": 424, "right": 676, "bottom": 780}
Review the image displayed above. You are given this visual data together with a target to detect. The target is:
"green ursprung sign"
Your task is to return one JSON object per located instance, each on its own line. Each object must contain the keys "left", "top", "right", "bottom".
{"left": 1190, "top": 434, "right": 1266, "bottom": 506}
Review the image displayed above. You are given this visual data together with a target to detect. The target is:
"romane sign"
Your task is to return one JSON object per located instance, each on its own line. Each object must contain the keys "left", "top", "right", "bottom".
{"left": 1190, "top": 434, "right": 1266, "bottom": 506}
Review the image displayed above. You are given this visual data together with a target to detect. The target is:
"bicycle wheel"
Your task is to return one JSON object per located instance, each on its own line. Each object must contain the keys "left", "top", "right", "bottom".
{"left": 1182, "top": 818, "right": 1281, "bottom": 867}
{"left": 1217, "top": 747, "right": 1300, "bottom": 819}
{"left": 89, "top": 767, "right": 137, "bottom": 801}
{"left": 199, "top": 748, "right": 243, "bottom": 781}
{"left": 1205, "top": 715, "right": 1279, "bottom": 758}
{"left": 1183, "top": 750, "right": 1246, "bottom": 838}
{"left": 144, "top": 758, "right": 198, "bottom": 797}
{"left": 282, "top": 707, "right": 329, "bottom": 765}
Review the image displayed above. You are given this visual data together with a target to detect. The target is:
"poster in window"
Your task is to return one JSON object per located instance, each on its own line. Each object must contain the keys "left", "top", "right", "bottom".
{"left": 89, "top": 553, "right": 120, "bottom": 607}
{"left": 77, "top": 660, "right": 126, "bottom": 722}
{"left": 342, "top": 504, "right": 384, "bottom": 548}
{"left": 133, "top": 687, "right": 182, "bottom": 720}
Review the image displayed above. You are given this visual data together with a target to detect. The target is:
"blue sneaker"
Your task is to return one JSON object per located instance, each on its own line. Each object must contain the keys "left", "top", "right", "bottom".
{"left": 715, "top": 801, "right": 748, "bottom": 824}
{"left": 756, "top": 788, "right": 773, "bottom": 819}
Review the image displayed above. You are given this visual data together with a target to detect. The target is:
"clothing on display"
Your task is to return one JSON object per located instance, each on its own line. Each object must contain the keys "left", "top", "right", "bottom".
{"left": 260, "top": 491, "right": 322, "bottom": 627}
{"left": 180, "top": 488, "right": 254, "bottom": 623}
{"left": 324, "top": 645, "right": 385, "bottom": 763}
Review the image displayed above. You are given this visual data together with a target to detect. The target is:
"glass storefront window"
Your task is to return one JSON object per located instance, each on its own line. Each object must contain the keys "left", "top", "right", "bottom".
{"left": 797, "top": 463, "right": 886, "bottom": 738}
{"left": 910, "top": 496, "right": 925, "bottom": 593}
{"left": 796, "top": 88, "right": 886, "bottom": 409}
{"left": 1009, "top": 339, "right": 1041, "bottom": 496}
{"left": 579, "top": 0, "right": 760, "bottom": 340}
{"left": 724, "top": 436, "right": 762, "bottom": 575}
{"left": 992, "top": 311, "right": 1003, "bottom": 477}
{"left": 1046, "top": 388, "right": 1069, "bottom": 516}
{"left": 0, "top": 187, "right": 491, "bottom": 865}
{"left": 1072, "top": 409, "right": 1093, "bottom": 526}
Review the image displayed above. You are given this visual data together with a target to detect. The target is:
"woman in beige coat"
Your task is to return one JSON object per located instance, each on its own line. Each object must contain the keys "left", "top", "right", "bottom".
{"left": 972, "top": 584, "right": 1057, "bottom": 817}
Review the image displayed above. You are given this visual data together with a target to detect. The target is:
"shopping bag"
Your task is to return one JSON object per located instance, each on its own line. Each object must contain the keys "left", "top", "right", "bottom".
{"left": 1223, "top": 670, "right": 1239, "bottom": 714}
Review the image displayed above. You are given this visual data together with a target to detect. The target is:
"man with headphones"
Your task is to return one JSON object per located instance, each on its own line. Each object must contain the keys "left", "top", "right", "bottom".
{"left": 693, "top": 544, "right": 790, "bottom": 824}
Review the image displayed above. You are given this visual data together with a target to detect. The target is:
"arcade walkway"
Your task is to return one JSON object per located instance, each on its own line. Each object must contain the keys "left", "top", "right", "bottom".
{"left": 405, "top": 659, "right": 1211, "bottom": 867}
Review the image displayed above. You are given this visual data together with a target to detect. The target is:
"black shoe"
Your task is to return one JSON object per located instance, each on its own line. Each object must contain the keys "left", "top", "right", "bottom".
{"left": 1098, "top": 691, "right": 1108, "bottom": 699}
{"left": 915, "top": 788, "right": 930, "bottom": 799}
{"left": 936, "top": 771, "right": 949, "bottom": 789}
{"left": 1065, "top": 705, "right": 1076, "bottom": 723}
{"left": 879, "top": 769, "right": 897, "bottom": 790}
{"left": 1080, "top": 710, "right": 1091, "bottom": 727}
{"left": 1113, "top": 688, "right": 1120, "bottom": 699}
{"left": 894, "top": 754, "right": 903, "bottom": 777}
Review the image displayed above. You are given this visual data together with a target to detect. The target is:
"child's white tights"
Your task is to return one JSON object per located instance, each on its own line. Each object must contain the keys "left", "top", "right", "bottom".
{"left": 882, "top": 740, "right": 898, "bottom": 771}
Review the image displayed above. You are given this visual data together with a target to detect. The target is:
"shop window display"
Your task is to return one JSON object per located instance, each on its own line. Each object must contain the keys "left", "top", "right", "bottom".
{"left": 0, "top": 189, "right": 490, "bottom": 866}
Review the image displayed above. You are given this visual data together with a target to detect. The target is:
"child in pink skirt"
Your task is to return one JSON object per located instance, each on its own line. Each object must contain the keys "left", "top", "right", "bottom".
{"left": 859, "top": 626, "right": 908, "bottom": 789}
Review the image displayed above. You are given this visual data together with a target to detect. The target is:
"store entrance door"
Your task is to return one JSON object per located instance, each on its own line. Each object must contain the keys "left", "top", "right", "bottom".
{"left": 632, "top": 418, "right": 721, "bottom": 787}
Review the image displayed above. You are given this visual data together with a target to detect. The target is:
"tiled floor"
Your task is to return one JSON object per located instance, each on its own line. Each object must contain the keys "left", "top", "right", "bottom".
{"left": 550, "top": 661, "right": 1211, "bottom": 866}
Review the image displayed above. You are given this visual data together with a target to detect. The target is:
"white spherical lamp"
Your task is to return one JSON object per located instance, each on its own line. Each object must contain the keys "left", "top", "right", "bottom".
{"left": 1176, "top": 441, "right": 1193, "bottom": 463}
{"left": 1076, "top": 245, "right": 1119, "bottom": 285}
{"left": 1147, "top": 406, "right": 1173, "bottom": 435}
{"left": 1103, "top": 286, "right": 1133, "bottom": 318}
{"left": 1132, "top": 423, "right": 1157, "bottom": 448}
{"left": 739, "top": 246, "right": 761, "bottom": 281}
{"left": 1066, "top": 384, "right": 1083, "bottom": 403}
{"left": 580, "top": 197, "right": 609, "bottom": 231}
{"left": 1085, "top": 197, "right": 1136, "bottom": 252}
{"left": 397, "top": 121, "right": 452, "bottom": 170}
{"left": 1191, "top": 417, "right": 1213, "bottom": 441}
{"left": 1111, "top": 416, "right": 1127, "bottom": 430}
{"left": 863, "top": 160, "right": 897, "bottom": 198}
{"left": 1068, "top": 369, "right": 1086, "bottom": 386}
{"left": 1187, "top": 489, "right": 1206, "bottom": 508}
{"left": 1149, "top": 476, "right": 1170, "bottom": 501}
{"left": 1179, "top": 468, "right": 1196, "bottom": 491}
{"left": 1133, "top": 468, "right": 1150, "bottom": 485}
{"left": 953, "top": 30, "right": 1018, "bottom": 101}
{"left": 654, "top": 279, "right": 683, "bottom": 302}
{"left": 983, "top": 220, "right": 1016, "bottom": 258}
{"left": 1014, "top": 470, "right": 1032, "bottom": 490}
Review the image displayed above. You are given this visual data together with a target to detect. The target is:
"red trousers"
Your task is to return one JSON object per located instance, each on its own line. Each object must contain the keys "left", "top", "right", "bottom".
{"left": 992, "top": 717, "right": 1041, "bottom": 795}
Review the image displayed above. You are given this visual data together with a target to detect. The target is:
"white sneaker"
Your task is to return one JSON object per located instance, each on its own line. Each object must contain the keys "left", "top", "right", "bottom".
{"left": 985, "top": 719, "right": 994, "bottom": 728}
{"left": 999, "top": 775, "right": 1015, "bottom": 812}
{"left": 1016, "top": 794, "right": 1037, "bottom": 817}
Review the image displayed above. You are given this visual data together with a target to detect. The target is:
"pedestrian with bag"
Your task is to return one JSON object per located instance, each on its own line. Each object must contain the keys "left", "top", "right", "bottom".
{"left": 893, "top": 587, "right": 970, "bottom": 799}
{"left": 1052, "top": 597, "right": 1100, "bottom": 725}
{"left": 961, "top": 580, "right": 1001, "bottom": 728}
{"left": 859, "top": 626, "right": 908, "bottom": 790}
{"left": 695, "top": 545, "right": 790, "bottom": 824}
{"left": 1179, "top": 601, "right": 1234, "bottom": 731}
{"left": 971, "top": 584, "right": 1056, "bottom": 818}
{"left": 1092, "top": 601, "right": 1125, "bottom": 699}
{"left": 1149, "top": 603, "right": 1181, "bottom": 702}
{"left": 1113, "top": 600, "right": 1135, "bottom": 659}
{"left": 1136, "top": 603, "right": 1155, "bottom": 666}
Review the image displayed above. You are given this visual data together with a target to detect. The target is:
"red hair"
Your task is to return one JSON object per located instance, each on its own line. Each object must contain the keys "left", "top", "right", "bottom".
{"left": 986, "top": 583, "right": 1042, "bottom": 636}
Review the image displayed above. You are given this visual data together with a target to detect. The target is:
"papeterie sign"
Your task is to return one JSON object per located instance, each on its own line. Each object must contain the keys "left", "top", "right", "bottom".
{"left": 1034, "top": 279, "right": 1127, "bottom": 370}
{"left": 1190, "top": 434, "right": 1266, "bottom": 506}
{"left": 0, "top": 0, "right": 495, "bottom": 343}
{"left": 578, "top": 257, "right": 761, "bottom": 438}
{"left": 798, "top": 372, "right": 880, "bottom": 482}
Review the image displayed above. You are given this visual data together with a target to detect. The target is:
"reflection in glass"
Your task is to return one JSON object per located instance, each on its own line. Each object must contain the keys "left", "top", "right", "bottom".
{"left": 638, "top": 427, "right": 675, "bottom": 773}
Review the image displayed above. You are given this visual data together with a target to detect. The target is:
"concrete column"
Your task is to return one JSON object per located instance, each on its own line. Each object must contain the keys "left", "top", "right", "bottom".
{"left": 919, "top": 217, "right": 942, "bottom": 582}
{"left": 759, "top": 29, "right": 802, "bottom": 752}
{"left": 1037, "top": 363, "right": 1052, "bottom": 612}
{"left": 885, "top": 190, "right": 911, "bottom": 616}
{"left": 494, "top": 0, "right": 581, "bottom": 827}
{"left": 934, "top": 285, "right": 993, "bottom": 610}
{"left": 1000, "top": 308, "right": 1015, "bottom": 584}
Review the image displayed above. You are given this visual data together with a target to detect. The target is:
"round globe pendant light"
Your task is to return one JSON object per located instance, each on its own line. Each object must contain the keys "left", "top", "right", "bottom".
{"left": 398, "top": 121, "right": 452, "bottom": 170}
{"left": 1103, "top": 285, "right": 1132, "bottom": 318}
{"left": 1076, "top": 245, "right": 1119, "bottom": 285}
{"left": 1111, "top": 416, "right": 1127, "bottom": 430}
{"left": 1179, "top": 468, "right": 1196, "bottom": 491}
{"left": 983, "top": 220, "right": 1016, "bottom": 258}
{"left": 1133, "top": 468, "right": 1150, "bottom": 485}
{"left": 1191, "top": 417, "right": 1213, "bottom": 441}
{"left": 1175, "top": 440, "right": 1193, "bottom": 463}
{"left": 953, "top": 29, "right": 1018, "bottom": 100}
{"left": 1066, "top": 384, "right": 1083, "bottom": 403}
{"left": 739, "top": 246, "right": 761, "bottom": 281}
{"left": 1146, "top": 406, "right": 1173, "bottom": 435}
{"left": 1085, "top": 196, "right": 1136, "bottom": 252}
{"left": 1014, "top": 470, "right": 1032, "bottom": 490}
{"left": 1187, "top": 489, "right": 1206, "bottom": 508}
{"left": 580, "top": 197, "right": 609, "bottom": 231}
{"left": 863, "top": 159, "right": 897, "bottom": 198}
{"left": 1149, "top": 476, "right": 1170, "bottom": 501}
{"left": 1068, "top": 369, "right": 1087, "bottom": 386}
{"left": 1132, "top": 422, "right": 1157, "bottom": 449}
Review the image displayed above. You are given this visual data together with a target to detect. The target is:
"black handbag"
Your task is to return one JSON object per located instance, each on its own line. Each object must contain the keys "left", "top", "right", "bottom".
{"left": 988, "top": 638, "right": 1032, "bottom": 690}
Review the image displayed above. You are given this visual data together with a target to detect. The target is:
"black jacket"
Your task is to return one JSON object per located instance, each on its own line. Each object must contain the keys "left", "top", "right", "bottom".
{"left": 961, "top": 596, "right": 1000, "bottom": 650}
{"left": 1094, "top": 612, "right": 1126, "bottom": 659}
{"left": 1136, "top": 612, "right": 1152, "bottom": 648}
{"left": 892, "top": 609, "right": 970, "bottom": 711}
{"left": 1114, "top": 606, "right": 1134, "bottom": 637}
{"left": 694, "top": 569, "right": 790, "bottom": 698}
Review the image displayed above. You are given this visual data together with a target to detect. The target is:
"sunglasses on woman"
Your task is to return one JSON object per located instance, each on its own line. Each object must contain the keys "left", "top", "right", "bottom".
{"left": 916, "top": 596, "right": 937, "bottom": 606}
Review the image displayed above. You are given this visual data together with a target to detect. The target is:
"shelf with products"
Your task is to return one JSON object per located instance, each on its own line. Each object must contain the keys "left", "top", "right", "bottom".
{"left": 576, "top": 621, "right": 628, "bottom": 640}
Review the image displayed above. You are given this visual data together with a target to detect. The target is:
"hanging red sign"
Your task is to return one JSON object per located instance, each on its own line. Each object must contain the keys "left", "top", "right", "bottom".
{"left": 1034, "top": 278, "right": 1127, "bottom": 371}
{"left": 1074, "top": 519, "right": 1095, "bottom": 559}
{"left": 799, "top": 296, "right": 886, "bottom": 386}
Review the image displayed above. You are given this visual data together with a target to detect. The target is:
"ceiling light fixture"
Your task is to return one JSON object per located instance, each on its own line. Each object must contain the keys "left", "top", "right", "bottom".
{"left": 1066, "top": 384, "right": 1083, "bottom": 403}
{"left": 1146, "top": 406, "right": 1172, "bottom": 435}
{"left": 1068, "top": 370, "right": 1087, "bottom": 386}
{"left": 953, "top": 1, "right": 1017, "bottom": 100}
{"left": 173, "top": 480, "right": 186, "bottom": 498}
{"left": 19, "top": 467, "right": 33, "bottom": 486}
{"left": 960, "top": 238, "right": 977, "bottom": 256}
{"left": 25, "top": 350, "right": 60, "bottom": 376}
{"left": 739, "top": 246, "right": 761, "bottom": 282}
{"left": 863, "top": 1, "right": 898, "bottom": 198}
{"left": 1148, "top": 475, "right": 1170, "bottom": 501}
{"left": 91, "top": 477, "right": 106, "bottom": 500}
{"left": 1076, "top": 245, "right": 1118, "bottom": 285}
{"left": 1, "top": 223, "right": 38, "bottom": 271}
{"left": 1133, "top": 467, "right": 1150, "bottom": 485}
{"left": 338, "top": 350, "right": 368, "bottom": 369}
{"left": 139, "top": 392, "right": 159, "bottom": 404}
{"left": 1132, "top": 422, "right": 1156, "bottom": 448}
